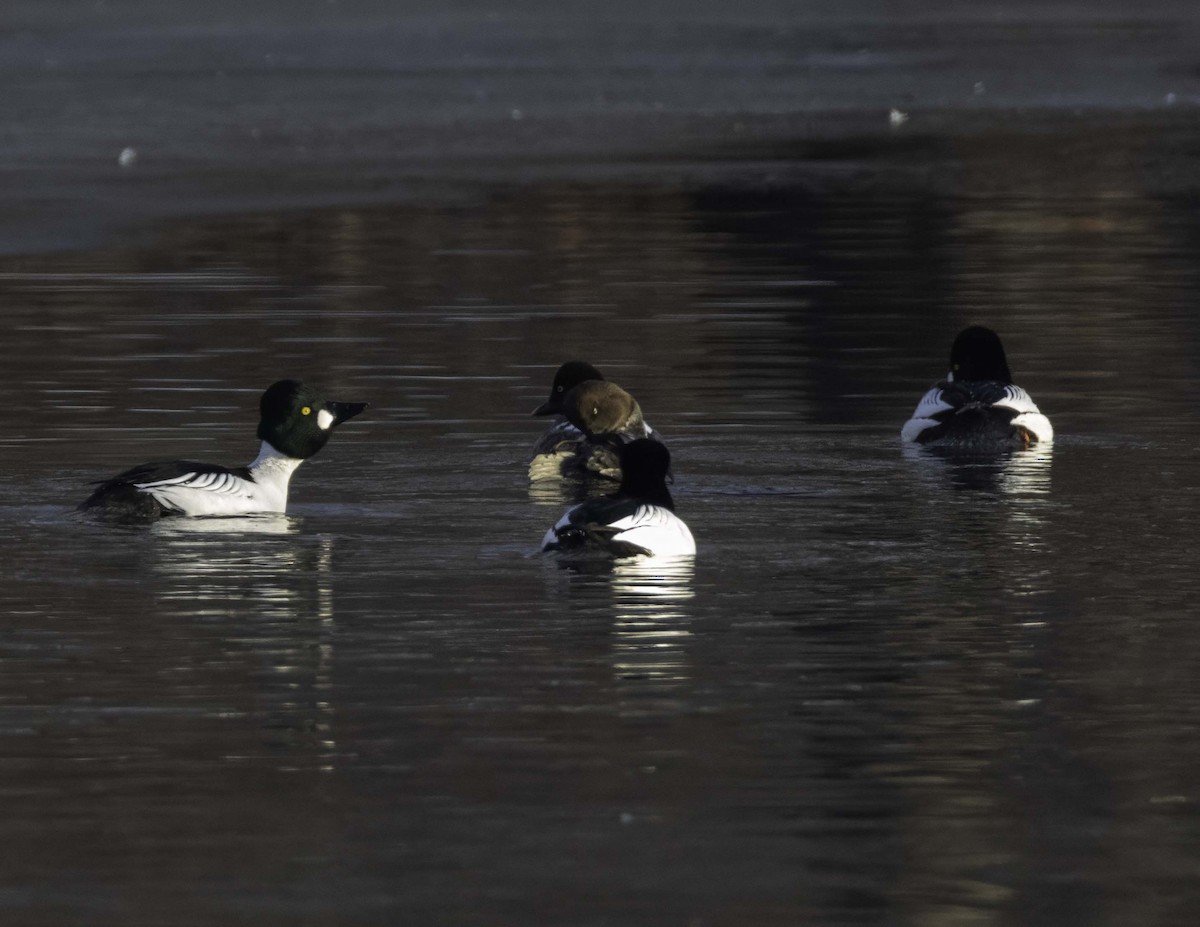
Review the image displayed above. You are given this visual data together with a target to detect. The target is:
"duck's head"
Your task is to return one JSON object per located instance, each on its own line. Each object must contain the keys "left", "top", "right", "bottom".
{"left": 257, "top": 380, "right": 367, "bottom": 459}
{"left": 949, "top": 326, "right": 1013, "bottom": 383}
{"left": 618, "top": 438, "right": 674, "bottom": 506}
{"left": 558, "top": 379, "right": 644, "bottom": 437}
{"left": 532, "top": 361, "right": 605, "bottom": 416}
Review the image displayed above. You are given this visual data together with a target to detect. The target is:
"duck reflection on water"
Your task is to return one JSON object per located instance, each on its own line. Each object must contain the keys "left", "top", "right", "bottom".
{"left": 149, "top": 515, "right": 340, "bottom": 772}
{"left": 610, "top": 555, "right": 696, "bottom": 695}
{"left": 547, "top": 553, "right": 696, "bottom": 713}
{"left": 902, "top": 441, "right": 1053, "bottom": 496}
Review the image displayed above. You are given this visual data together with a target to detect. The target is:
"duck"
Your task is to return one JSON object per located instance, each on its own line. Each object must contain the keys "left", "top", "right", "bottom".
{"left": 529, "top": 360, "right": 664, "bottom": 482}
{"left": 79, "top": 379, "right": 367, "bottom": 520}
{"left": 541, "top": 439, "right": 695, "bottom": 558}
{"left": 901, "top": 326, "right": 1053, "bottom": 448}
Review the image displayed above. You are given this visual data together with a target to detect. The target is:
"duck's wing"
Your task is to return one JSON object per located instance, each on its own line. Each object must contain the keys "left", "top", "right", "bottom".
{"left": 989, "top": 383, "right": 1043, "bottom": 416}
{"left": 542, "top": 497, "right": 650, "bottom": 556}
{"left": 530, "top": 419, "right": 585, "bottom": 458}
{"left": 529, "top": 429, "right": 625, "bottom": 483}
{"left": 105, "top": 460, "right": 252, "bottom": 486}
{"left": 603, "top": 504, "right": 695, "bottom": 557}
{"left": 902, "top": 380, "right": 1053, "bottom": 445}
{"left": 992, "top": 384, "right": 1054, "bottom": 442}
{"left": 901, "top": 383, "right": 955, "bottom": 442}
{"left": 83, "top": 460, "right": 255, "bottom": 515}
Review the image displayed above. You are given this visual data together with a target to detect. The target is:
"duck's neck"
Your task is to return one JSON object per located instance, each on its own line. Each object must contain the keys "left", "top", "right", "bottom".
{"left": 247, "top": 441, "right": 304, "bottom": 503}
{"left": 622, "top": 480, "right": 674, "bottom": 511}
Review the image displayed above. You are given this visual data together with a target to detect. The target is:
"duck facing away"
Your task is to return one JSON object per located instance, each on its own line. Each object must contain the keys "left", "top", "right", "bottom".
{"left": 541, "top": 439, "right": 695, "bottom": 559}
{"left": 80, "top": 380, "right": 366, "bottom": 520}
{"left": 901, "top": 326, "right": 1053, "bottom": 448}
{"left": 529, "top": 360, "right": 664, "bottom": 482}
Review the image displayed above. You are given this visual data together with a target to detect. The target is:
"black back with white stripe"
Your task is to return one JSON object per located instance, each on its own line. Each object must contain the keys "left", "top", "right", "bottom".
{"left": 905, "top": 326, "right": 1051, "bottom": 448}
{"left": 80, "top": 461, "right": 254, "bottom": 517}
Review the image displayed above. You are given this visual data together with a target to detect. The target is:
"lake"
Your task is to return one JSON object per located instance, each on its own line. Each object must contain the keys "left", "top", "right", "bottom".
{"left": 3, "top": 36, "right": 1200, "bottom": 927}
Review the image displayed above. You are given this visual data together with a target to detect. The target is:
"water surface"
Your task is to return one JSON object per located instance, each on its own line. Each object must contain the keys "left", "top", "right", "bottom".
{"left": 4, "top": 116, "right": 1200, "bottom": 926}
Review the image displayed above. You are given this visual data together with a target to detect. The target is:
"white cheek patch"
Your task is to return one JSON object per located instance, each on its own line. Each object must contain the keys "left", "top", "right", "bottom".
{"left": 317, "top": 409, "right": 334, "bottom": 431}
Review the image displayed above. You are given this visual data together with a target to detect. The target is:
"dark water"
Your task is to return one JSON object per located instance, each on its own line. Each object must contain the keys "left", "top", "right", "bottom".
{"left": 5, "top": 117, "right": 1200, "bottom": 926}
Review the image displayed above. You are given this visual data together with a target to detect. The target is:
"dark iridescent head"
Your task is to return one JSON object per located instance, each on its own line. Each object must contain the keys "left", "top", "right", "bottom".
{"left": 256, "top": 380, "right": 367, "bottom": 459}
{"left": 532, "top": 361, "right": 605, "bottom": 416}
{"left": 949, "top": 326, "right": 1013, "bottom": 384}
{"left": 618, "top": 438, "right": 674, "bottom": 509}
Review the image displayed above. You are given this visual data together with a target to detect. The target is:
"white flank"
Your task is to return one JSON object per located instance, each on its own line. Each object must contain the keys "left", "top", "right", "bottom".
{"left": 542, "top": 504, "right": 696, "bottom": 557}
{"left": 135, "top": 441, "right": 303, "bottom": 516}
{"left": 614, "top": 504, "right": 700, "bottom": 554}
{"left": 900, "top": 417, "right": 941, "bottom": 442}
{"left": 606, "top": 505, "right": 697, "bottom": 557}
{"left": 993, "top": 384, "right": 1054, "bottom": 442}
{"left": 1010, "top": 411, "right": 1054, "bottom": 443}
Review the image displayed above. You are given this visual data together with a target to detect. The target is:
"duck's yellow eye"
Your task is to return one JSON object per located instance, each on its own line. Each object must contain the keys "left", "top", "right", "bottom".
{"left": 301, "top": 406, "right": 312, "bottom": 416}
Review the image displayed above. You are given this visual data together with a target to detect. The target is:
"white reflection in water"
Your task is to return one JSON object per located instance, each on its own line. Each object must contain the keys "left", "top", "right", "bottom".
{"left": 996, "top": 449, "right": 1055, "bottom": 599}
{"left": 152, "top": 515, "right": 308, "bottom": 609}
{"left": 903, "top": 443, "right": 1054, "bottom": 599}
{"left": 609, "top": 556, "right": 696, "bottom": 712}
{"left": 148, "top": 515, "right": 338, "bottom": 772}
{"left": 150, "top": 512, "right": 299, "bottom": 540}
{"left": 527, "top": 476, "right": 617, "bottom": 509}
{"left": 902, "top": 441, "right": 1053, "bottom": 499}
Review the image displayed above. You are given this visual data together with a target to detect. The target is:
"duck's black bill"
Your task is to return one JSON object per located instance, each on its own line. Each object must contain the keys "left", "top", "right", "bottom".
{"left": 532, "top": 400, "right": 556, "bottom": 417}
{"left": 329, "top": 401, "right": 368, "bottom": 425}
